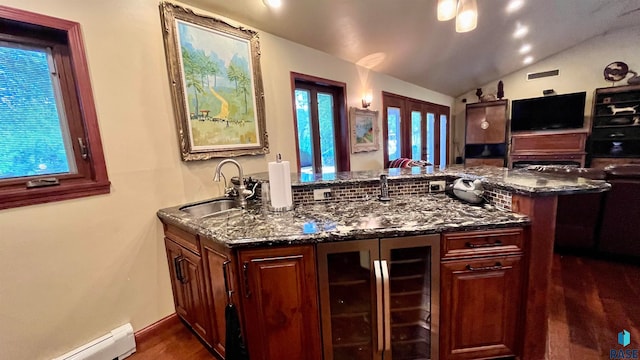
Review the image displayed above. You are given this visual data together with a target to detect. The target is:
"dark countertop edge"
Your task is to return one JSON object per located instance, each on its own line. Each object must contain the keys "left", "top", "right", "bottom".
{"left": 484, "top": 182, "right": 612, "bottom": 197}
{"left": 157, "top": 211, "right": 531, "bottom": 250}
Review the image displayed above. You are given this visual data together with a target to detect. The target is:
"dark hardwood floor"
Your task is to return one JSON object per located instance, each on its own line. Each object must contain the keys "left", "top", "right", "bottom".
{"left": 129, "top": 254, "right": 639, "bottom": 359}
{"left": 130, "top": 315, "right": 218, "bottom": 360}
{"left": 548, "top": 254, "right": 640, "bottom": 359}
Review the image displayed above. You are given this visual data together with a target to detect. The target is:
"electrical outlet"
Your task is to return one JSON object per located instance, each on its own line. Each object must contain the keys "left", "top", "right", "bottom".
{"left": 429, "top": 180, "right": 446, "bottom": 193}
{"left": 313, "top": 188, "right": 332, "bottom": 200}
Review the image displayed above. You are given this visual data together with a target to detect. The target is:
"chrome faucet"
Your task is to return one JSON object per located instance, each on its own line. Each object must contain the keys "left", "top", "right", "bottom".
{"left": 379, "top": 174, "right": 391, "bottom": 201}
{"left": 213, "top": 159, "right": 252, "bottom": 208}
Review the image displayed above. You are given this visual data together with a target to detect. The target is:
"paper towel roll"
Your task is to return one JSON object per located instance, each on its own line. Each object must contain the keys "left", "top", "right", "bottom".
{"left": 268, "top": 159, "right": 293, "bottom": 209}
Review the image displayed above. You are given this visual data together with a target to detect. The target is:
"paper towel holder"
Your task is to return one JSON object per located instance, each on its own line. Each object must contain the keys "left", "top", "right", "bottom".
{"left": 261, "top": 179, "right": 294, "bottom": 213}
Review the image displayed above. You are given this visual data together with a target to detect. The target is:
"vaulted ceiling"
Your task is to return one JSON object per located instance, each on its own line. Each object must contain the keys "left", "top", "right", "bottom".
{"left": 181, "top": 0, "right": 640, "bottom": 97}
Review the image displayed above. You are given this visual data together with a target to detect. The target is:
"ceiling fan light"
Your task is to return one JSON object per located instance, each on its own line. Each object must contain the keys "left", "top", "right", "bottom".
{"left": 437, "top": 0, "right": 457, "bottom": 21}
{"left": 456, "top": 0, "right": 478, "bottom": 33}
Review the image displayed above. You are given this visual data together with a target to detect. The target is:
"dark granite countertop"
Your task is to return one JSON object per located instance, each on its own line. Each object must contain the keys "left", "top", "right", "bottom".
{"left": 250, "top": 165, "right": 611, "bottom": 196}
{"left": 158, "top": 193, "right": 529, "bottom": 249}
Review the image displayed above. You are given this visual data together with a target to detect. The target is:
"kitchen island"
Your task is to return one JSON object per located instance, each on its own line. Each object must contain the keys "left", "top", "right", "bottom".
{"left": 157, "top": 166, "right": 609, "bottom": 360}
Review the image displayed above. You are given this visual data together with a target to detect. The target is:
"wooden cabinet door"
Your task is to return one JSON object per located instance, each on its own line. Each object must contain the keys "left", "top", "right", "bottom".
{"left": 165, "top": 238, "right": 190, "bottom": 320}
{"left": 164, "top": 238, "right": 211, "bottom": 346}
{"left": 441, "top": 256, "right": 522, "bottom": 360}
{"left": 180, "top": 247, "right": 212, "bottom": 345}
{"left": 465, "top": 101, "right": 507, "bottom": 144}
{"left": 203, "top": 246, "right": 233, "bottom": 358}
{"left": 239, "top": 245, "right": 321, "bottom": 360}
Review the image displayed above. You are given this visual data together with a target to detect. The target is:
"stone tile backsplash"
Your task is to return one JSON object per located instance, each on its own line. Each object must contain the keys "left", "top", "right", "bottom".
{"left": 258, "top": 177, "right": 512, "bottom": 210}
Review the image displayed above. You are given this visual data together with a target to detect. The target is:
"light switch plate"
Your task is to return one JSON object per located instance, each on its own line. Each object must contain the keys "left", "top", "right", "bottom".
{"left": 429, "top": 180, "right": 446, "bottom": 193}
{"left": 313, "top": 188, "right": 332, "bottom": 200}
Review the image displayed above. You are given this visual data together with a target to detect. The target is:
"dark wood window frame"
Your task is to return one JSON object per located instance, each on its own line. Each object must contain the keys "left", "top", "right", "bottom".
{"left": 382, "top": 91, "right": 450, "bottom": 167}
{"left": 290, "top": 72, "right": 350, "bottom": 173}
{"left": 0, "top": 5, "right": 110, "bottom": 210}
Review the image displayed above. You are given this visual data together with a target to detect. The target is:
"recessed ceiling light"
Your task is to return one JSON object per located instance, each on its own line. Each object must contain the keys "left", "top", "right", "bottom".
{"left": 263, "top": 0, "right": 282, "bottom": 8}
{"left": 519, "top": 44, "right": 532, "bottom": 54}
{"left": 506, "top": 0, "right": 525, "bottom": 13}
{"left": 523, "top": 56, "right": 534, "bottom": 65}
{"left": 513, "top": 23, "right": 528, "bottom": 38}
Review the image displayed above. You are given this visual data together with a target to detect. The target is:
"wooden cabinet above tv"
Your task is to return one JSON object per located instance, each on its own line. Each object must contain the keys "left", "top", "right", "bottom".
{"left": 464, "top": 100, "right": 508, "bottom": 167}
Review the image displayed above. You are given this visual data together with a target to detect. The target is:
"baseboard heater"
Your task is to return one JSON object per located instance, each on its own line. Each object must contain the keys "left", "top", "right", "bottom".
{"left": 52, "top": 323, "right": 136, "bottom": 360}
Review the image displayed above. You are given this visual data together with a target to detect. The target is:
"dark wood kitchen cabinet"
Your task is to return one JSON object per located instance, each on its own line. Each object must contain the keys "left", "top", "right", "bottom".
{"left": 464, "top": 100, "right": 509, "bottom": 167}
{"left": 163, "top": 221, "right": 321, "bottom": 360}
{"left": 440, "top": 228, "right": 524, "bottom": 360}
{"left": 164, "top": 227, "right": 212, "bottom": 347}
{"left": 238, "top": 245, "right": 322, "bottom": 360}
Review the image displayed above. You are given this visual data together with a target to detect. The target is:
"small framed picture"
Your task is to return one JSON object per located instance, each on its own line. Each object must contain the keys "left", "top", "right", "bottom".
{"left": 349, "top": 107, "right": 379, "bottom": 153}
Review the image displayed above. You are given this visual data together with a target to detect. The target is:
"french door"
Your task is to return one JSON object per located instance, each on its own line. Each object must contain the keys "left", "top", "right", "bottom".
{"left": 383, "top": 92, "right": 450, "bottom": 167}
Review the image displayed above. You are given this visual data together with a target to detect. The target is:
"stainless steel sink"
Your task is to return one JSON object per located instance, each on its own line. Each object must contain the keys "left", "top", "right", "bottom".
{"left": 179, "top": 198, "right": 242, "bottom": 218}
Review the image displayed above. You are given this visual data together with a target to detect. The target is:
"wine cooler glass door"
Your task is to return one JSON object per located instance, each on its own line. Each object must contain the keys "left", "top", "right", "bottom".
{"left": 317, "top": 239, "right": 381, "bottom": 360}
{"left": 380, "top": 235, "right": 440, "bottom": 360}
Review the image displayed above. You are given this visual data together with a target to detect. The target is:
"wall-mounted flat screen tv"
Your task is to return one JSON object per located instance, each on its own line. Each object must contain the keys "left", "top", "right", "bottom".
{"left": 510, "top": 91, "right": 586, "bottom": 132}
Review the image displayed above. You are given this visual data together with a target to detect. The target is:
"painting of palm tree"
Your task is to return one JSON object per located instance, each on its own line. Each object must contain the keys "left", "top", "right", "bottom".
{"left": 160, "top": 2, "right": 268, "bottom": 160}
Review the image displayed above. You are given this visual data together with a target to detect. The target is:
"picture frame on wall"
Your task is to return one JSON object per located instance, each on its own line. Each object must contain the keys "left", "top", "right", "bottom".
{"left": 159, "top": 2, "right": 269, "bottom": 160}
{"left": 349, "top": 107, "right": 379, "bottom": 153}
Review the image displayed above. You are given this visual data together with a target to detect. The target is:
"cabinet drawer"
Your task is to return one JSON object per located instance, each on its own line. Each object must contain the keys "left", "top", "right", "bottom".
{"left": 511, "top": 131, "right": 587, "bottom": 153}
{"left": 164, "top": 224, "right": 200, "bottom": 255}
{"left": 442, "top": 227, "right": 523, "bottom": 259}
{"left": 591, "top": 126, "right": 640, "bottom": 140}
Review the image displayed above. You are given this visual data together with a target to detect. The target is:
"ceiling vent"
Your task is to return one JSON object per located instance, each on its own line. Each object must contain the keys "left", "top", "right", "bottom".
{"left": 527, "top": 69, "right": 560, "bottom": 80}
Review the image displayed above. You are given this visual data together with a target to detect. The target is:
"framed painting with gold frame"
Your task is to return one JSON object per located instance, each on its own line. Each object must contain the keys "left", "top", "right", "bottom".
{"left": 160, "top": 2, "right": 269, "bottom": 160}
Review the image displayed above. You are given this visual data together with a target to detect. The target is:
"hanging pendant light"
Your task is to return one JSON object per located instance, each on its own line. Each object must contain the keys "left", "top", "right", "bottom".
{"left": 437, "top": 0, "right": 457, "bottom": 21}
{"left": 456, "top": 0, "right": 478, "bottom": 33}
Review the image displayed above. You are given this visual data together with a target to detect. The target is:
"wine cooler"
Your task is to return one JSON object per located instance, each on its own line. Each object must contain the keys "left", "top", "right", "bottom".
{"left": 317, "top": 235, "right": 440, "bottom": 360}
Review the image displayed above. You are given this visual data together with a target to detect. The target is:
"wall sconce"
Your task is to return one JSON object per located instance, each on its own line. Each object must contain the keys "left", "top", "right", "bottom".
{"left": 437, "top": 0, "right": 478, "bottom": 33}
{"left": 362, "top": 92, "right": 373, "bottom": 109}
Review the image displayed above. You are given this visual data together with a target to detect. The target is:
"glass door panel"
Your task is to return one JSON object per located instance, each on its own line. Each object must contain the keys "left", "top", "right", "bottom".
{"left": 380, "top": 235, "right": 440, "bottom": 360}
{"left": 318, "top": 240, "right": 381, "bottom": 360}
{"left": 318, "top": 92, "right": 337, "bottom": 173}
{"left": 411, "top": 111, "right": 422, "bottom": 161}
{"left": 387, "top": 107, "right": 402, "bottom": 161}
{"left": 440, "top": 115, "right": 448, "bottom": 166}
{"left": 295, "top": 89, "right": 314, "bottom": 174}
{"left": 426, "top": 113, "right": 435, "bottom": 165}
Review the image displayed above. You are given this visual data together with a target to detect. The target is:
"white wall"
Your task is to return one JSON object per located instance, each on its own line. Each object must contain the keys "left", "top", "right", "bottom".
{"left": 0, "top": 1, "right": 452, "bottom": 359}
{"left": 452, "top": 25, "right": 640, "bottom": 160}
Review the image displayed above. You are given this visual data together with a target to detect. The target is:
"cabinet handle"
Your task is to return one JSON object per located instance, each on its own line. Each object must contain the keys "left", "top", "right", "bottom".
{"left": 609, "top": 133, "right": 626, "bottom": 138}
{"left": 242, "top": 261, "right": 251, "bottom": 298}
{"left": 222, "top": 260, "right": 233, "bottom": 304}
{"left": 381, "top": 260, "right": 392, "bottom": 351}
{"left": 465, "top": 240, "right": 503, "bottom": 248}
{"left": 373, "top": 260, "right": 384, "bottom": 352}
{"left": 466, "top": 262, "right": 503, "bottom": 272}
{"left": 174, "top": 256, "right": 186, "bottom": 284}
